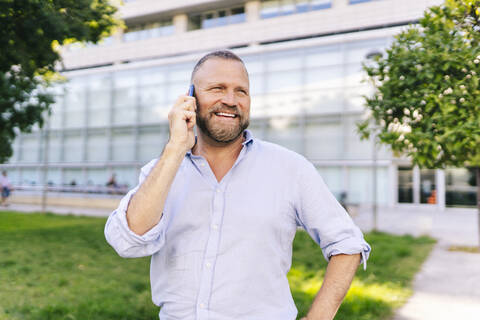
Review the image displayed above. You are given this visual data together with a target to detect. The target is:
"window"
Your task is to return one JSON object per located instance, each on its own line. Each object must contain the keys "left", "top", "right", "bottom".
{"left": 64, "top": 132, "right": 84, "bottom": 163}
{"left": 123, "top": 20, "right": 174, "bottom": 42}
{"left": 114, "top": 167, "right": 137, "bottom": 189}
{"left": 261, "top": 0, "right": 280, "bottom": 18}
{"left": 19, "top": 135, "right": 40, "bottom": 163}
{"left": 47, "top": 168, "right": 62, "bottom": 186}
{"left": 349, "top": 0, "right": 376, "bottom": 4}
{"left": 266, "top": 117, "right": 302, "bottom": 153}
{"left": 296, "top": 0, "right": 309, "bottom": 13}
{"left": 445, "top": 168, "right": 476, "bottom": 207}
{"left": 88, "top": 75, "right": 111, "bottom": 128}
{"left": 113, "top": 71, "right": 137, "bottom": 125}
{"left": 139, "top": 128, "right": 168, "bottom": 162}
{"left": 310, "top": 0, "right": 331, "bottom": 10}
{"left": 260, "top": 0, "right": 332, "bottom": 19}
{"left": 64, "top": 168, "right": 83, "bottom": 186}
{"left": 398, "top": 167, "right": 413, "bottom": 203}
{"left": 87, "top": 168, "right": 109, "bottom": 186}
{"left": 47, "top": 132, "right": 62, "bottom": 163}
{"left": 49, "top": 89, "right": 64, "bottom": 130}
{"left": 420, "top": 169, "right": 436, "bottom": 204}
{"left": 230, "top": 7, "right": 246, "bottom": 24}
{"left": 112, "top": 129, "right": 135, "bottom": 162}
{"left": 305, "top": 120, "right": 342, "bottom": 160}
{"left": 22, "top": 168, "right": 40, "bottom": 186}
{"left": 188, "top": 7, "right": 246, "bottom": 31}
{"left": 64, "top": 78, "right": 87, "bottom": 128}
{"left": 281, "top": 0, "right": 296, "bottom": 15}
{"left": 87, "top": 131, "right": 108, "bottom": 162}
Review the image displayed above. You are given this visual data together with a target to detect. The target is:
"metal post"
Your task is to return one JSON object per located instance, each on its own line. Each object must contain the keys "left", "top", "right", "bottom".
{"left": 41, "top": 117, "right": 51, "bottom": 212}
{"left": 365, "top": 50, "right": 382, "bottom": 231}
{"left": 372, "top": 128, "right": 378, "bottom": 231}
{"left": 477, "top": 167, "right": 480, "bottom": 249}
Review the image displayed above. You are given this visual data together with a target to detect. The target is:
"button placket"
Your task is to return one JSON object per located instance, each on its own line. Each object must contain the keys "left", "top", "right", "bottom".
{"left": 196, "top": 186, "right": 225, "bottom": 318}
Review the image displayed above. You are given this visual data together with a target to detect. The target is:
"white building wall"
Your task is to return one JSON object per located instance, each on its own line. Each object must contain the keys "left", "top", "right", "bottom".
{"left": 60, "top": 0, "right": 443, "bottom": 70}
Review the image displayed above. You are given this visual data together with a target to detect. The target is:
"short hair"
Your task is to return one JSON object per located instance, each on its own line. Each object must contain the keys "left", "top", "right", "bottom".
{"left": 190, "top": 50, "right": 246, "bottom": 82}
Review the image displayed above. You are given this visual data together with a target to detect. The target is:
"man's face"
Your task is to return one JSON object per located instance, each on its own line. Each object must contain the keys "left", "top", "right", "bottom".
{"left": 192, "top": 58, "right": 250, "bottom": 144}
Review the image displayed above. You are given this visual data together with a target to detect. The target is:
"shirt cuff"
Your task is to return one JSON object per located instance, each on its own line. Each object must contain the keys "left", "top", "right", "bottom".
{"left": 115, "top": 187, "right": 167, "bottom": 244}
{"left": 323, "top": 237, "right": 371, "bottom": 271}
{"left": 105, "top": 187, "right": 167, "bottom": 258}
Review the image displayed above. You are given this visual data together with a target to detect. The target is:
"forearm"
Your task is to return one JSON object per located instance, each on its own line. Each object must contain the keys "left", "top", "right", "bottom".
{"left": 127, "top": 142, "right": 185, "bottom": 235}
{"left": 304, "top": 253, "right": 361, "bottom": 320}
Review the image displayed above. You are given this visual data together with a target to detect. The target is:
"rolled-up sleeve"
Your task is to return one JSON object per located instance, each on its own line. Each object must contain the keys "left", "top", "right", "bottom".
{"left": 104, "top": 159, "right": 167, "bottom": 258}
{"left": 295, "top": 161, "right": 371, "bottom": 270}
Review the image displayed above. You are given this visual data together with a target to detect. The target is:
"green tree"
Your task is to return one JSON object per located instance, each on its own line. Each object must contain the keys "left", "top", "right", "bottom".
{"left": 0, "top": 0, "right": 119, "bottom": 163}
{"left": 359, "top": 0, "right": 480, "bottom": 246}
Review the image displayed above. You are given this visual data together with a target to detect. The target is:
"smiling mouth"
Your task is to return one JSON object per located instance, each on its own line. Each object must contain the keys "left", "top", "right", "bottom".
{"left": 214, "top": 112, "right": 237, "bottom": 118}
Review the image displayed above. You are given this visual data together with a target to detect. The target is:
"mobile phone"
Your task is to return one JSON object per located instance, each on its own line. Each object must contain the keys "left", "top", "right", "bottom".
{"left": 188, "top": 84, "right": 195, "bottom": 97}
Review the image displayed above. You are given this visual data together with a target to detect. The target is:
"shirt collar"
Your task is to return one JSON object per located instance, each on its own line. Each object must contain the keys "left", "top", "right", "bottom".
{"left": 186, "top": 129, "right": 254, "bottom": 157}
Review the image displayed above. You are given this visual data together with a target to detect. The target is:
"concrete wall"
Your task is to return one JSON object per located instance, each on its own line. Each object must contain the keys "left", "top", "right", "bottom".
{"left": 61, "top": 0, "right": 442, "bottom": 70}
{"left": 10, "top": 194, "right": 120, "bottom": 210}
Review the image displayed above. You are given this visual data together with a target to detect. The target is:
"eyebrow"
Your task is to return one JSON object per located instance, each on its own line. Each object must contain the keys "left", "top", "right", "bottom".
{"left": 205, "top": 82, "right": 249, "bottom": 91}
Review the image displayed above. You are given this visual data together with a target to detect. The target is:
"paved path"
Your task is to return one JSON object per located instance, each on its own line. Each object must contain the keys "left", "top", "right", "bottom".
{"left": 355, "top": 206, "right": 480, "bottom": 320}
{"left": 0, "top": 203, "right": 112, "bottom": 217}
{"left": 393, "top": 243, "right": 480, "bottom": 320}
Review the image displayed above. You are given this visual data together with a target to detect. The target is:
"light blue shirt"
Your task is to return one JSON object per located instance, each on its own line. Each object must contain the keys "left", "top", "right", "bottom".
{"left": 105, "top": 130, "right": 371, "bottom": 320}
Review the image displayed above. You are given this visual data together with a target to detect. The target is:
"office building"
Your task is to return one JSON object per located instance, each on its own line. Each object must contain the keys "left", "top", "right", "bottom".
{"left": 2, "top": 0, "right": 477, "bottom": 210}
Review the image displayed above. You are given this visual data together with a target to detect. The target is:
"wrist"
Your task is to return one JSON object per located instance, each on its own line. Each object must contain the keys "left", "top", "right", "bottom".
{"left": 165, "top": 141, "right": 189, "bottom": 157}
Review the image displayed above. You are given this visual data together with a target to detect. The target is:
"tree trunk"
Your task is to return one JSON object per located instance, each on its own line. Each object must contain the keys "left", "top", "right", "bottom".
{"left": 477, "top": 167, "right": 480, "bottom": 250}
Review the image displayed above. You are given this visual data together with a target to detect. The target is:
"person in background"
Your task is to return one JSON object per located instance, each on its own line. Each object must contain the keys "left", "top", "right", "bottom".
{"left": 1, "top": 171, "right": 13, "bottom": 207}
{"left": 106, "top": 173, "right": 119, "bottom": 188}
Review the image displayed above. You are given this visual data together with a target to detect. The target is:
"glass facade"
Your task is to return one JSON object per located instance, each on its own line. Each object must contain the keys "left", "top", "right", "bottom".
{"left": 123, "top": 21, "right": 174, "bottom": 42}
{"left": 5, "top": 34, "right": 395, "bottom": 205}
{"left": 350, "top": 0, "right": 384, "bottom": 4}
{"left": 189, "top": 7, "right": 246, "bottom": 30}
{"left": 260, "top": 0, "right": 332, "bottom": 19}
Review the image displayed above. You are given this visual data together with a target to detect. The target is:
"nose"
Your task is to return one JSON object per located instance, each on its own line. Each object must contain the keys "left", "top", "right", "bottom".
{"left": 220, "top": 89, "right": 237, "bottom": 107}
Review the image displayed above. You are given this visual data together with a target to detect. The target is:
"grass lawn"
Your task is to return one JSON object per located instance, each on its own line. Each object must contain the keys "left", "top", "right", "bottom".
{"left": 0, "top": 211, "right": 435, "bottom": 320}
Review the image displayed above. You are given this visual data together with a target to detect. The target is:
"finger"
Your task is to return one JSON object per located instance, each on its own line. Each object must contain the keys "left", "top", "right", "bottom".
{"left": 182, "top": 99, "right": 196, "bottom": 112}
{"left": 183, "top": 110, "right": 196, "bottom": 121}
{"left": 184, "top": 111, "right": 196, "bottom": 129}
{"left": 174, "top": 95, "right": 196, "bottom": 111}
{"left": 174, "top": 95, "right": 195, "bottom": 107}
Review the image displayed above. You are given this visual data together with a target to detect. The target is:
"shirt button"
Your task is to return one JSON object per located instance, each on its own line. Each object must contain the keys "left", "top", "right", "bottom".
{"left": 206, "top": 262, "right": 212, "bottom": 268}
{"left": 212, "top": 224, "right": 218, "bottom": 230}
{"left": 200, "top": 162, "right": 205, "bottom": 167}
{"left": 216, "top": 188, "right": 220, "bottom": 193}
{"left": 199, "top": 303, "right": 206, "bottom": 309}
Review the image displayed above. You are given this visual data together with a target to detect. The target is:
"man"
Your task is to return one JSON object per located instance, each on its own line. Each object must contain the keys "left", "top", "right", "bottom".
{"left": 1, "top": 170, "right": 12, "bottom": 207}
{"left": 105, "top": 50, "right": 371, "bottom": 320}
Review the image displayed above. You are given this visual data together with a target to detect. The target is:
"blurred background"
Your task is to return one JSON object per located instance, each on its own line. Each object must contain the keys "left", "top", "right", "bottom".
{"left": 0, "top": 0, "right": 477, "bottom": 212}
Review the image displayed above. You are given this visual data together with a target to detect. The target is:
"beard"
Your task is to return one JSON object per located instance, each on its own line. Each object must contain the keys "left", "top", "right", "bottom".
{"left": 196, "top": 104, "right": 250, "bottom": 144}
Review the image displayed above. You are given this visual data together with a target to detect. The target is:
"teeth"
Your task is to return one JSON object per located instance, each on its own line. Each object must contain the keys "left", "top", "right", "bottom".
{"left": 216, "top": 112, "right": 236, "bottom": 118}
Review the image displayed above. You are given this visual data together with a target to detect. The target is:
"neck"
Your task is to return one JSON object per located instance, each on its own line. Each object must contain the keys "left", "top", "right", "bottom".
{"left": 192, "top": 131, "right": 245, "bottom": 162}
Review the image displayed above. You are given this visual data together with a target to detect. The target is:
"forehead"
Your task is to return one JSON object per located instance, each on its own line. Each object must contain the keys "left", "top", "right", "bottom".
{"left": 193, "top": 58, "right": 249, "bottom": 86}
